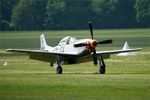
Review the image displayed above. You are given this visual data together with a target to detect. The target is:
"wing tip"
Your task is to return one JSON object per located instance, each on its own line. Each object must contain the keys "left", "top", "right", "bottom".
{"left": 6, "top": 48, "right": 12, "bottom": 51}
{"left": 135, "top": 48, "right": 143, "bottom": 51}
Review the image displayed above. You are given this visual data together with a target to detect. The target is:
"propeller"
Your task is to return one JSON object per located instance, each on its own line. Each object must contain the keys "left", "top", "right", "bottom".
{"left": 74, "top": 21, "right": 113, "bottom": 66}
{"left": 73, "top": 42, "right": 87, "bottom": 47}
{"left": 74, "top": 39, "right": 113, "bottom": 47}
{"left": 88, "top": 21, "right": 94, "bottom": 40}
{"left": 88, "top": 21, "right": 113, "bottom": 65}
{"left": 88, "top": 21, "right": 98, "bottom": 65}
{"left": 97, "top": 39, "right": 113, "bottom": 44}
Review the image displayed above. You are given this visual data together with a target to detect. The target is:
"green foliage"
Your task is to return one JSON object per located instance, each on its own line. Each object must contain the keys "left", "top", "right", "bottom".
{"left": 61, "top": 0, "right": 92, "bottom": 29}
{"left": 0, "top": 1, "right": 2, "bottom": 29}
{"left": 0, "top": 0, "right": 19, "bottom": 31}
{"left": 11, "top": 0, "right": 47, "bottom": 30}
{"left": 92, "top": 0, "right": 136, "bottom": 28}
{"left": 46, "top": 0, "right": 92, "bottom": 29}
{"left": 46, "top": 0, "right": 65, "bottom": 29}
{"left": 134, "top": 0, "right": 150, "bottom": 27}
{"left": 0, "top": 0, "right": 150, "bottom": 31}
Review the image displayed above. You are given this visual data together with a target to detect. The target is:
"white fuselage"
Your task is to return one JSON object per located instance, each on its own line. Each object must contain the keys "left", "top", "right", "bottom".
{"left": 45, "top": 36, "right": 93, "bottom": 56}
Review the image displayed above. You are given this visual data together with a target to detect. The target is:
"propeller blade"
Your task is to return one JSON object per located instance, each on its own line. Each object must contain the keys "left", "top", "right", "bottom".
{"left": 73, "top": 43, "right": 87, "bottom": 47}
{"left": 88, "top": 21, "right": 97, "bottom": 65}
{"left": 88, "top": 21, "right": 94, "bottom": 40}
{"left": 93, "top": 49, "right": 97, "bottom": 65}
{"left": 97, "top": 39, "right": 113, "bottom": 44}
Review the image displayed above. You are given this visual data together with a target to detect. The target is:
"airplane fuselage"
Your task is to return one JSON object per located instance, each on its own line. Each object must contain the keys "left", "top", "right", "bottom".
{"left": 46, "top": 36, "right": 96, "bottom": 57}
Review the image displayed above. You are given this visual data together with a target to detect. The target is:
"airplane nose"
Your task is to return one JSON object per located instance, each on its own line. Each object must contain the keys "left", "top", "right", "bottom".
{"left": 90, "top": 40, "right": 97, "bottom": 48}
{"left": 85, "top": 40, "right": 97, "bottom": 53}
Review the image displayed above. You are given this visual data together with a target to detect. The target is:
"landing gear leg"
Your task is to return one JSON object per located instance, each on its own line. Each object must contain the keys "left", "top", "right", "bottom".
{"left": 98, "top": 55, "right": 106, "bottom": 74}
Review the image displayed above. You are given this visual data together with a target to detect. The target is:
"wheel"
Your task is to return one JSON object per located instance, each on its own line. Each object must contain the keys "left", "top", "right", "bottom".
{"left": 56, "top": 66, "right": 63, "bottom": 74}
{"left": 50, "top": 63, "right": 53, "bottom": 67}
{"left": 99, "top": 67, "right": 105, "bottom": 74}
{"left": 99, "top": 55, "right": 106, "bottom": 74}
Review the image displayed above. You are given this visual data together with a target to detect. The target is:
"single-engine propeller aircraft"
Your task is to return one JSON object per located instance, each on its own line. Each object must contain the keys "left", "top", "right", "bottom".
{"left": 7, "top": 21, "right": 142, "bottom": 74}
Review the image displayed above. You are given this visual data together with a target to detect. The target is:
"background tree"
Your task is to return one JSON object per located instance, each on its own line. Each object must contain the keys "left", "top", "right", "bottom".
{"left": 0, "top": 0, "right": 149, "bottom": 31}
{"left": 46, "top": 0, "right": 65, "bottom": 29}
{"left": 0, "top": 0, "right": 19, "bottom": 31}
{"left": 46, "top": 0, "right": 92, "bottom": 29}
{"left": 11, "top": 0, "right": 47, "bottom": 30}
{"left": 134, "top": 0, "right": 150, "bottom": 27}
{"left": 0, "top": 1, "right": 2, "bottom": 30}
{"left": 92, "top": 0, "right": 136, "bottom": 28}
{"left": 61, "top": 0, "right": 92, "bottom": 29}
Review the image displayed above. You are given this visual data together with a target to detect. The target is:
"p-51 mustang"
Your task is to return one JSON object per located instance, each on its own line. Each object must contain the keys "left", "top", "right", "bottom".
{"left": 7, "top": 22, "right": 142, "bottom": 74}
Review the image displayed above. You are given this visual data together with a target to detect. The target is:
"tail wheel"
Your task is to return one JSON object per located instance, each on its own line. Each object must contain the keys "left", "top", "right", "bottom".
{"left": 56, "top": 66, "right": 63, "bottom": 74}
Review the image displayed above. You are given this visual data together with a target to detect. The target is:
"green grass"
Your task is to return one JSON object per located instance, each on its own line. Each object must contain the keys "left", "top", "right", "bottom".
{"left": 0, "top": 29, "right": 150, "bottom": 100}
{"left": 0, "top": 28, "right": 150, "bottom": 50}
{"left": 0, "top": 54, "right": 150, "bottom": 100}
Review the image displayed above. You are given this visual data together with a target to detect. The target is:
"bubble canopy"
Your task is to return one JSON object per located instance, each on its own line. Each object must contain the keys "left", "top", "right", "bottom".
{"left": 58, "top": 36, "right": 77, "bottom": 45}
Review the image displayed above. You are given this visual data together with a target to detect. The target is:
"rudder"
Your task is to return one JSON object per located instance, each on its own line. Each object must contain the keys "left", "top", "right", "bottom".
{"left": 40, "top": 34, "right": 48, "bottom": 50}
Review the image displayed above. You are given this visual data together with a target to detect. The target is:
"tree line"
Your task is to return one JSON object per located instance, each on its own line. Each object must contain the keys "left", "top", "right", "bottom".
{"left": 0, "top": 0, "right": 150, "bottom": 31}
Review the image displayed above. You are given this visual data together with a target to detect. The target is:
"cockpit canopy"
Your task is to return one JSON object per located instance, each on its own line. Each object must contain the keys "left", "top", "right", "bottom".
{"left": 59, "top": 36, "right": 77, "bottom": 45}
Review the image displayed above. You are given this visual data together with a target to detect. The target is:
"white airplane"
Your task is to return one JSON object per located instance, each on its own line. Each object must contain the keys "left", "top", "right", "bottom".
{"left": 7, "top": 22, "right": 142, "bottom": 74}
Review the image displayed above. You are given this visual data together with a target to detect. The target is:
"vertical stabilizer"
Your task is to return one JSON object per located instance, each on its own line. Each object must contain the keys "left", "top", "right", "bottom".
{"left": 40, "top": 34, "right": 48, "bottom": 50}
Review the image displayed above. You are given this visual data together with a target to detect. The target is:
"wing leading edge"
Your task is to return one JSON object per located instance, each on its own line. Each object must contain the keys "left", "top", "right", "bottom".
{"left": 96, "top": 48, "right": 142, "bottom": 55}
{"left": 6, "top": 49, "right": 79, "bottom": 62}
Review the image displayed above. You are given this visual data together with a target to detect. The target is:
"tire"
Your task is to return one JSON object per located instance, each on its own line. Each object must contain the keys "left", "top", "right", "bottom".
{"left": 99, "top": 67, "right": 105, "bottom": 74}
{"left": 56, "top": 66, "right": 63, "bottom": 74}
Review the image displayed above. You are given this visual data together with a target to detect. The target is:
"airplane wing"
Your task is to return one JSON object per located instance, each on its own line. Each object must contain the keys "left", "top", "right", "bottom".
{"left": 6, "top": 49, "right": 79, "bottom": 63}
{"left": 6, "top": 48, "right": 142, "bottom": 64}
{"left": 76, "top": 48, "right": 143, "bottom": 64}
{"left": 96, "top": 48, "right": 142, "bottom": 55}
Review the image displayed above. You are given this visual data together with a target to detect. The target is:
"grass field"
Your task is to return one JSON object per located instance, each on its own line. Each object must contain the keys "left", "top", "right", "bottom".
{"left": 0, "top": 29, "right": 150, "bottom": 100}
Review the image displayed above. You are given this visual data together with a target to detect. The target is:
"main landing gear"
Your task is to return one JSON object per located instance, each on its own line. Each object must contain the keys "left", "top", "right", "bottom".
{"left": 98, "top": 55, "right": 106, "bottom": 74}
{"left": 52, "top": 55, "right": 106, "bottom": 74}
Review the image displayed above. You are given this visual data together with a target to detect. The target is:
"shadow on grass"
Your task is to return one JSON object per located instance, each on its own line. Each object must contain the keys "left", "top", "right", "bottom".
{"left": 63, "top": 72, "right": 150, "bottom": 75}
{"left": 2, "top": 70, "right": 149, "bottom": 76}
{"left": 29, "top": 72, "right": 150, "bottom": 75}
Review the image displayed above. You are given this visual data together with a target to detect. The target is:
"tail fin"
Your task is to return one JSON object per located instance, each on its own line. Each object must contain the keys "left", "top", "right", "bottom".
{"left": 40, "top": 34, "right": 48, "bottom": 50}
